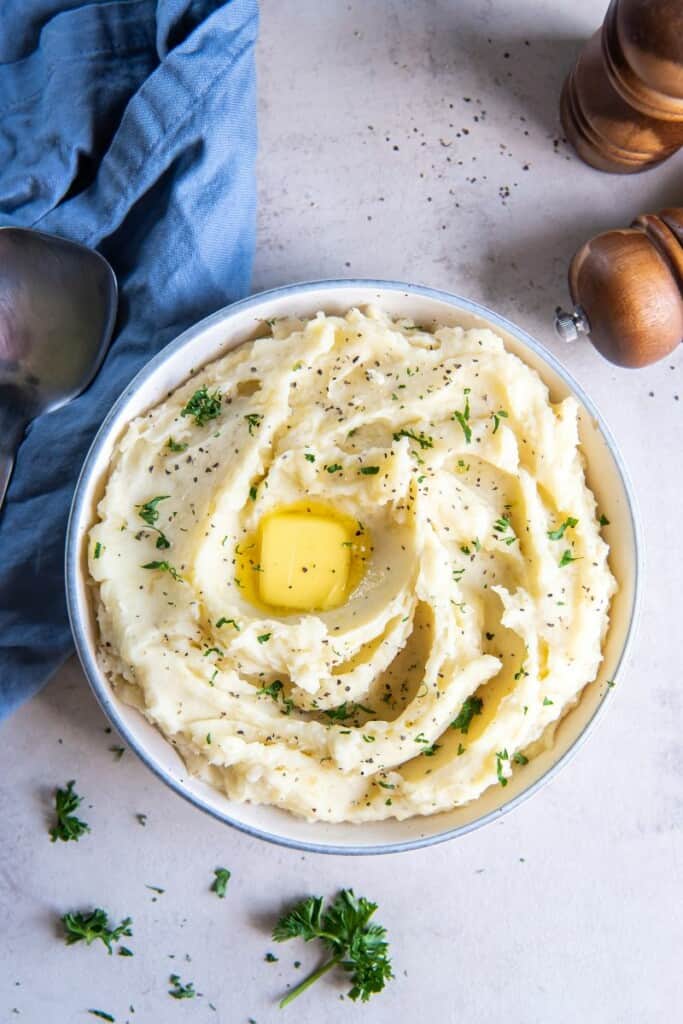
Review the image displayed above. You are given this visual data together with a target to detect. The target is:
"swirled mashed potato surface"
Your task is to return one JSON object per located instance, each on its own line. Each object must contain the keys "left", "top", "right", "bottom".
{"left": 90, "top": 307, "right": 616, "bottom": 822}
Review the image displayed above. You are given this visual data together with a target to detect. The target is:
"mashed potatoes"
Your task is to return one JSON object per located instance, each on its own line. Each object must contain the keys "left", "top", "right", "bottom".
{"left": 89, "top": 307, "right": 616, "bottom": 822}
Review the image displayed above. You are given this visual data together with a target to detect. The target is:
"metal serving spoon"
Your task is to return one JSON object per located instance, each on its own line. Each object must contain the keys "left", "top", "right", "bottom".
{"left": 0, "top": 227, "right": 118, "bottom": 509}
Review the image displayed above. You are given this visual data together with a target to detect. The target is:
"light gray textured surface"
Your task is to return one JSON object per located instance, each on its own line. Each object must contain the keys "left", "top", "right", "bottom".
{"left": 2, "top": 2, "right": 681, "bottom": 1021}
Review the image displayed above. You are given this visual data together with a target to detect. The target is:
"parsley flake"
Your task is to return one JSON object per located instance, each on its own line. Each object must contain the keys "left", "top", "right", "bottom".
{"left": 393, "top": 428, "right": 433, "bottom": 450}
{"left": 451, "top": 696, "right": 483, "bottom": 734}
{"left": 495, "top": 749, "right": 509, "bottom": 787}
{"left": 559, "top": 549, "right": 579, "bottom": 567}
{"left": 211, "top": 867, "right": 231, "bottom": 898}
{"left": 141, "top": 560, "right": 183, "bottom": 582}
{"left": 547, "top": 516, "right": 578, "bottom": 541}
{"left": 166, "top": 437, "right": 188, "bottom": 453}
{"left": 244, "top": 412, "right": 263, "bottom": 435}
{"left": 168, "top": 974, "right": 196, "bottom": 1000}
{"left": 491, "top": 409, "right": 509, "bottom": 433}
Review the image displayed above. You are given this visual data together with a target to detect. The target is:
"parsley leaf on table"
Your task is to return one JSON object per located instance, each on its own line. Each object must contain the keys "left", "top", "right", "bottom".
{"left": 61, "top": 908, "right": 132, "bottom": 954}
{"left": 211, "top": 867, "right": 231, "bottom": 898}
{"left": 168, "top": 974, "right": 196, "bottom": 999}
{"left": 272, "top": 889, "right": 393, "bottom": 1007}
{"left": 49, "top": 780, "right": 90, "bottom": 843}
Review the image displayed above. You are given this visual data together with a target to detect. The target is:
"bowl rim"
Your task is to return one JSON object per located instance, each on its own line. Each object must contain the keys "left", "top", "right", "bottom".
{"left": 65, "top": 278, "right": 643, "bottom": 855}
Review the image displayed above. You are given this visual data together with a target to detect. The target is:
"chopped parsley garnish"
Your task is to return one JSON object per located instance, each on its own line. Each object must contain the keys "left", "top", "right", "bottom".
{"left": 265, "top": 952, "right": 279, "bottom": 962}
{"left": 93, "top": 542, "right": 103, "bottom": 560}
{"left": 360, "top": 466, "right": 380, "bottom": 475}
{"left": 512, "top": 752, "right": 529, "bottom": 765}
{"left": 459, "top": 544, "right": 471, "bottom": 555}
{"left": 599, "top": 513, "right": 610, "bottom": 526}
{"left": 326, "top": 463, "right": 342, "bottom": 473}
{"left": 203, "top": 644, "right": 224, "bottom": 658}
{"left": 141, "top": 560, "right": 183, "bottom": 581}
{"left": 377, "top": 781, "right": 395, "bottom": 790}
{"left": 259, "top": 679, "right": 282, "bottom": 696}
{"left": 136, "top": 495, "right": 171, "bottom": 549}
{"left": 451, "top": 696, "right": 483, "bottom": 734}
{"left": 88, "top": 1012, "right": 115, "bottom": 1022}
{"left": 166, "top": 437, "right": 188, "bottom": 453}
{"left": 256, "top": 680, "right": 293, "bottom": 714}
{"left": 211, "top": 867, "right": 231, "bottom": 898}
{"left": 421, "top": 743, "right": 440, "bottom": 757}
{"left": 495, "top": 749, "right": 509, "bottom": 787}
{"left": 362, "top": 734, "right": 376, "bottom": 743}
{"left": 393, "top": 428, "right": 433, "bottom": 450}
{"left": 62, "top": 909, "right": 132, "bottom": 954}
{"left": 452, "top": 567, "right": 466, "bottom": 581}
{"left": 559, "top": 549, "right": 579, "bottom": 567}
{"left": 50, "top": 780, "right": 90, "bottom": 843}
{"left": 491, "top": 409, "right": 509, "bottom": 433}
{"left": 606, "top": 679, "right": 615, "bottom": 688}
{"left": 272, "top": 889, "right": 393, "bottom": 1007}
{"left": 513, "top": 663, "right": 528, "bottom": 681}
{"left": 118, "top": 946, "right": 133, "bottom": 957}
{"left": 249, "top": 485, "right": 258, "bottom": 501}
{"left": 304, "top": 452, "right": 316, "bottom": 462}
{"left": 257, "top": 633, "right": 272, "bottom": 644}
{"left": 543, "top": 696, "right": 554, "bottom": 706}
{"left": 181, "top": 386, "right": 221, "bottom": 426}
{"left": 244, "top": 412, "right": 263, "bottom": 435}
{"left": 453, "top": 388, "right": 472, "bottom": 443}
{"left": 323, "top": 701, "right": 375, "bottom": 721}
{"left": 168, "top": 974, "right": 196, "bottom": 1000}
{"left": 216, "top": 617, "right": 240, "bottom": 630}
{"left": 547, "top": 516, "right": 578, "bottom": 540}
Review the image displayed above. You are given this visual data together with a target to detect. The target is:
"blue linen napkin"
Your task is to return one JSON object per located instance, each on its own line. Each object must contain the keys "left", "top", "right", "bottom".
{"left": 0, "top": 0, "right": 259, "bottom": 718}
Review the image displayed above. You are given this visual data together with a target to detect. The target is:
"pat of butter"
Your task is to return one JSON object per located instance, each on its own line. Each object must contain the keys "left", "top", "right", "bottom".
{"left": 258, "top": 512, "right": 351, "bottom": 610}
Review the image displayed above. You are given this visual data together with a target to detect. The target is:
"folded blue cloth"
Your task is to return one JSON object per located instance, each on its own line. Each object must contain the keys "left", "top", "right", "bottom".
{"left": 0, "top": 0, "right": 259, "bottom": 718}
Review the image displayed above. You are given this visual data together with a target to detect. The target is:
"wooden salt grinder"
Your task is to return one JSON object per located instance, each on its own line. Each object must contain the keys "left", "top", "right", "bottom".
{"left": 554, "top": 207, "right": 683, "bottom": 367}
{"left": 560, "top": 0, "right": 683, "bottom": 173}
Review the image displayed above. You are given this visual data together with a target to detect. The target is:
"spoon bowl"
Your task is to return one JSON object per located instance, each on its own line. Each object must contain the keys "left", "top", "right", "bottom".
{"left": 0, "top": 226, "right": 117, "bottom": 507}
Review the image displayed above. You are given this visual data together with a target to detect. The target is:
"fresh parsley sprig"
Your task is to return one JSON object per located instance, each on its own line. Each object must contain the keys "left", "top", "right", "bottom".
{"left": 273, "top": 889, "right": 393, "bottom": 1008}
{"left": 50, "top": 780, "right": 90, "bottom": 843}
{"left": 62, "top": 908, "right": 132, "bottom": 954}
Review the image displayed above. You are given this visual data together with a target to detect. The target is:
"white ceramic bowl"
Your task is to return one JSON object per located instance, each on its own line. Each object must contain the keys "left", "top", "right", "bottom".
{"left": 66, "top": 280, "right": 641, "bottom": 854}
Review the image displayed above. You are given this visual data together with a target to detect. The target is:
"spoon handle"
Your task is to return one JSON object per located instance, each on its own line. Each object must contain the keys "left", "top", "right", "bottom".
{"left": 0, "top": 399, "right": 27, "bottom": 513}
{"left": 0, "top": 451, "right": 14, "bottom": 510}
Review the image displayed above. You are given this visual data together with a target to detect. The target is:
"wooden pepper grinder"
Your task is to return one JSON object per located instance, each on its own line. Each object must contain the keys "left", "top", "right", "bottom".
{"left": 561, "top": 0, "right": 683, "bottom": 173}
{"left": 554, "top": 207, "right": 683, "bottom": 367}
